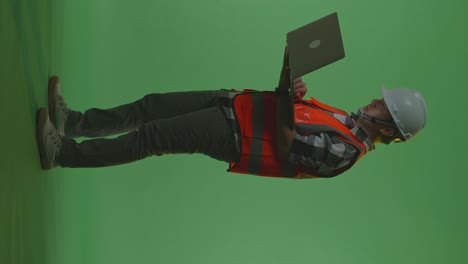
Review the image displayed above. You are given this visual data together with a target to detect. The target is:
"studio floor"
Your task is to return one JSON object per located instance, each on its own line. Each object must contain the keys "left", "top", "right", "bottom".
{"left": 1, "top": 0, "right": 467, "bottom": 264}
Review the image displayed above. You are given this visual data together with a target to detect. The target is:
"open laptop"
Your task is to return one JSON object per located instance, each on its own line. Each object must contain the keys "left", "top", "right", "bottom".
{"left": 287, "top": 12, "right": 345, "bottom": 81}
{"left": 285, "top": 12, "right": 345, "bottom": 127}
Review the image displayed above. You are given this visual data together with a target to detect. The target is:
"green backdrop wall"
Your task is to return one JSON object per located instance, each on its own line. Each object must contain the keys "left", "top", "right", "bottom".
{"left": 1, "top": 0, "right": 467, "bottom": 263}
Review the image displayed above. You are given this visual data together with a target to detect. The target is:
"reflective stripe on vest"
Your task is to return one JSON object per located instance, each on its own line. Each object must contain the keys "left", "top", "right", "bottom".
{"left": 228, "top": 92, "right": 296, "bottom": 177}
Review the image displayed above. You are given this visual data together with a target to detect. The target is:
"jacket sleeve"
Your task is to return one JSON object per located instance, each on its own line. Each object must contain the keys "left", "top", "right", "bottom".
{"left": 288, "top": 132, "right": 359, "bottom": 178}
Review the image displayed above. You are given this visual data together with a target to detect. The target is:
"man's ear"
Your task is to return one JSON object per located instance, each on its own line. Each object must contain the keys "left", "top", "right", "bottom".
{"left": 379, "top": 127, "right": 395, "bottom": 137}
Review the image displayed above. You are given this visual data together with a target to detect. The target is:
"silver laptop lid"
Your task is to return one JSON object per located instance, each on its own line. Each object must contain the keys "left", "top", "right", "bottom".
{"left": 287, "top": 12, "right": 345, "bottom": 80}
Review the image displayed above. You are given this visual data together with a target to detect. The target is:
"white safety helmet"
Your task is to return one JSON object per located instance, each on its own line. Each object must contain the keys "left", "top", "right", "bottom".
{"left": 382, "top": 87, "right": 428, "bottom": 142}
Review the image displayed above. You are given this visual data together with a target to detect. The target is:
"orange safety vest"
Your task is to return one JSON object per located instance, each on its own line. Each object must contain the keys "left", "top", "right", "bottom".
{"left": 227, "top": 91, "right": 367, "bottom": 178}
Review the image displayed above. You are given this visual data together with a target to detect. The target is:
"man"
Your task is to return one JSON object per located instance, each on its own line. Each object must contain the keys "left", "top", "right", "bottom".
{"left": 36, "top": 48, "right": 427, "bottom": 178}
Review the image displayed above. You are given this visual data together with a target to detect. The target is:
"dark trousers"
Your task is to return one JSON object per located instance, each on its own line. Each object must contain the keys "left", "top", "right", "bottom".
{"left": 58, "top": 90, "right": 240, "bottom": 168}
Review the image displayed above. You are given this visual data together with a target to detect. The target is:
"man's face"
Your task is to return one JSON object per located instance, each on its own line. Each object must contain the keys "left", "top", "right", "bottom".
{"left": 361, "top": 98, "right": 393, "bottom": 121}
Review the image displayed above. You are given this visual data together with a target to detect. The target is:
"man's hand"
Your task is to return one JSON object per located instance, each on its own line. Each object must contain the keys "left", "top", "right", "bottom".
{"left": 293, "top": 77, "right": 307, "bottom": 100}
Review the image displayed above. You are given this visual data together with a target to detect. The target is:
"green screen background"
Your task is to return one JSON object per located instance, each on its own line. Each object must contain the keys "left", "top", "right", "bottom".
{"left": 1, "top": 0, "right": 467, "bottom": 263}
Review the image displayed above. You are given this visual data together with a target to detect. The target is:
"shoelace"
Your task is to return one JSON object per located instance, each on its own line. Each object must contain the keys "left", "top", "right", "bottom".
{"left": 58, "top": 96, "right": 69, "bottom": 114}
{"left": 48, "top": 128, "right": 62, "bottom": 166}
{"left": 48, "top": 131, "right": 62, "bottom": 148}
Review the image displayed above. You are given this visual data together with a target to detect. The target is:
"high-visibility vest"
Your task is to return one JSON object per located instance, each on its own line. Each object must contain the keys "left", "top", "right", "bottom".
{"left": 227, "top": 91, "right": 367, "bottom": 178}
